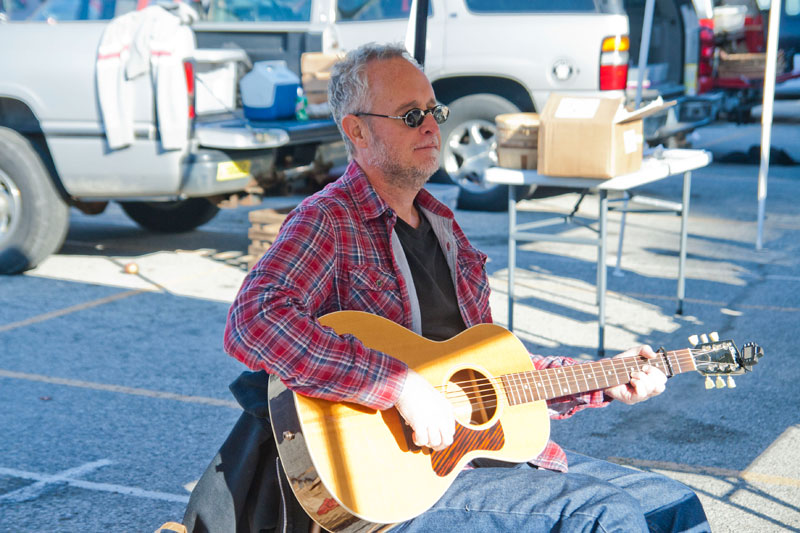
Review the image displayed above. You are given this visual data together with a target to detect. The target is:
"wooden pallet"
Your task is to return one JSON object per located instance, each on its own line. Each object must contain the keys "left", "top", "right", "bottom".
{"left": 246, "top": 207, "right": 293, "bottom": 270}
{"left": 718, "top": 50, "right": 785, "bottom": 79}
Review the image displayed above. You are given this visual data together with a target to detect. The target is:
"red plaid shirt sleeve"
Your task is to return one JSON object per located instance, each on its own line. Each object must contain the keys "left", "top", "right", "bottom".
{"left": 224, "top": 202, "right": 408, "bottom": 411}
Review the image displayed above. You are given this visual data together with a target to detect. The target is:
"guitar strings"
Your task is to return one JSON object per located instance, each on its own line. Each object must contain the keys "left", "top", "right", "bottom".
{"left": 434, "top": 351, "right": 697, "bottom": 394}
{"left": 439, "top": 355, "right": 717, "bottom": 404}
{"left": 433, "top": 350, "right": 715, "bottom": 406}
{"left": 437, "top": 347, "right": 726, "bottom": 395}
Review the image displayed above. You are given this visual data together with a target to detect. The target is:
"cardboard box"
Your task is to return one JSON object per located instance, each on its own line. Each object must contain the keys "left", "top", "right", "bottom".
{"left": 537, "top": 94, "right": 674, "bottom": 178}
{"left": 300, "top": 52, "right": 344, "bottom": 104}
{"left": 495, "top": 112, "right": 539, "bottom": 170}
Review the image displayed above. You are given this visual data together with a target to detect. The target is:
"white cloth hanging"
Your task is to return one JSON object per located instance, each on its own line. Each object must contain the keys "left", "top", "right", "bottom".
{"left": 96, "top": 4, "right": 197, "bottom": 150}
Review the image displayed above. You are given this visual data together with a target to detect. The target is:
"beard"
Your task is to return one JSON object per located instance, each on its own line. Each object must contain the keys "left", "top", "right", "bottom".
{"left": 364, "top": 128, "right": 440, "bottom": 191}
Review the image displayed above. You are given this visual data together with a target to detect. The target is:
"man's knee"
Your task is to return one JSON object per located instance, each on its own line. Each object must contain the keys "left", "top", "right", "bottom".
{"left": 578, "top": 482, "right": 649, "bottom": 533}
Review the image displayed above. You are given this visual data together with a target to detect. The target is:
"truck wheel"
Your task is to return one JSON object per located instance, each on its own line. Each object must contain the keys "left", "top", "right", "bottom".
{"left": 0, "top": 127, "right": 69, "bottom": 274}
{"left": 120, "top": 198, "right": 220, "bottom": 233}
{"left": 439, "top": 93, "right": 534, "bottom": 211}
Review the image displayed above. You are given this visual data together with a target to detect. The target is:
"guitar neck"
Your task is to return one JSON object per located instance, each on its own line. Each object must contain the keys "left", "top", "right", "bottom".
{"left": 501, "top": 349, "right": 697, "bottom": 405}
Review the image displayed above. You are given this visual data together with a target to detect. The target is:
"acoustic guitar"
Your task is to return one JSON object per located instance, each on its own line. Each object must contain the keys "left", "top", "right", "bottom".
{"left": 268, "top": 311, "right": 763, "bottom": 532}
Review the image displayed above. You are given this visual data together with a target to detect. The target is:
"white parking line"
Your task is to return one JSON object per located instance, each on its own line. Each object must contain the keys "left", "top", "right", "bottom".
{"left": 609, "top": 456, "right": 800, "bottom": 488}
{"left": 0, "top": 289, "right": 148, "bottom": 333}
{"left": 0, "top": 459, "right": 112, "bottom": 503}
{"left": 0, "top": 369, "right": 240, "bottom": 409}
{"left": 0, "top": 461, "right": 189, "bottom": 504}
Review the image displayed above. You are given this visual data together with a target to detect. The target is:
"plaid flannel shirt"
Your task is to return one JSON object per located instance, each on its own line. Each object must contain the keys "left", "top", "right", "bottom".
{"left": 224, "top": 161, "right": 609, "bottom": 472}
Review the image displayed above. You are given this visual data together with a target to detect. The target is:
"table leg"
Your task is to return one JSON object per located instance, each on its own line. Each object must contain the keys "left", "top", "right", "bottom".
{"left": 677, "top": 171, "right": 692, "bottom": 315}
{"left": 508, "top": 186, "right": 517, "bottom": 332}
{"left": 613, "top": 191, "right": 630, "bottom": 277}
{"left": 598, "top": 190, "right": 608, "bottom": 357}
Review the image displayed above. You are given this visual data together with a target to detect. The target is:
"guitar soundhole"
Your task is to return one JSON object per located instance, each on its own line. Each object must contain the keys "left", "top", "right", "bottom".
{"left": 448, "top": 368, "right": 497, "bottom": 426}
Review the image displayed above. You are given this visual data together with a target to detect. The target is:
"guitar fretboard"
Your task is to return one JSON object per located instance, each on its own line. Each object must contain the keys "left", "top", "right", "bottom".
{"left": 500, "top": 350, "right": 696, "bottom": 405}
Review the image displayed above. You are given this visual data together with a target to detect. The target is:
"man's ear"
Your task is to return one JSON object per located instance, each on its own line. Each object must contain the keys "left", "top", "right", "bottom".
{"left": 341, "top": 114, "right": 370, "bottom": 150}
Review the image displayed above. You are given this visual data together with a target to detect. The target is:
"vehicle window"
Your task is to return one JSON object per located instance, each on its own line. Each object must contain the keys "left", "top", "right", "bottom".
{"left": 24, "top": 0, "right": 196, "bottom": 20}
{"left": 2, "top": 0, "right": 44, "bottom": 19}
{"left": 465, "top": 0, "right": 599, "bottom": 13}
{"left": 337, "top": 0, "right": 431, "bottom": 22}
{"left": 29, "top": 0, "right": 118, "bottom": 20}
{"left": 787, "top": 0, "right": 799, "bottom": 16}
{"left": 207, "top": 0, "right": 311, "bottom": 21}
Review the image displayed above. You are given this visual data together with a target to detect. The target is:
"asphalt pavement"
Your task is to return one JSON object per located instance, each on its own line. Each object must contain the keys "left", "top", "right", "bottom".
{"left": 1, "top": 119, "right": 798, "bottom": 532}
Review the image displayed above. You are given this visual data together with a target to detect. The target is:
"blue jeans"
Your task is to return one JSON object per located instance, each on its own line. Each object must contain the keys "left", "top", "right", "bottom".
{"left": 392, "top": 451, "right": 709, "bottom": 533}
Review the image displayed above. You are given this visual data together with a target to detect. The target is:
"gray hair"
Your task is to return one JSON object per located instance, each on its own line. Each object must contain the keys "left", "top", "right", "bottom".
{"left": 328, "top": 42, "right": 423, "bottom": 157}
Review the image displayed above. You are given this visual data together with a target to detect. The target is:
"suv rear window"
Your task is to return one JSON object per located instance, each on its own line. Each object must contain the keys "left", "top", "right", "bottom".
{"left": 337, "top": 0, "right": 431, "bottom": 22}
{"left": 465, "top": 0, "right": 621, "bottom": 13}
{"left": 207, "top": 0, "right": 312, "bottom": 22}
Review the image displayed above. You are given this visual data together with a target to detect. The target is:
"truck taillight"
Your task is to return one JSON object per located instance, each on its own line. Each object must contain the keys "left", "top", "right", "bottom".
{"left": 698, "top": 25, "right": 715, "bottom": 94}
{"left": 600, "top": 35, "right": 629, "bottom": 91}
{"left": 183, "top": 60, "right": 196, "bottom": 120}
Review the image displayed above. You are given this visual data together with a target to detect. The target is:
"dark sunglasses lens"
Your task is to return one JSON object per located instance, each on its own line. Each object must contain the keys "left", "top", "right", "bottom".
{"left": 432, "top": 105, "right": 449, "bottom": 124}
{"left": 404, "top": 109, "right": 425, "bottom": 127}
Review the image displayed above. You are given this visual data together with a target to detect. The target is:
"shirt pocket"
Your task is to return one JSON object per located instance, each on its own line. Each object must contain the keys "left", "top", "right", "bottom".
{"left": 346, "top": 264, "right": 403, "bottom": 315}
{"left": 457, "top": 247, "right": 488, "bottom": 281}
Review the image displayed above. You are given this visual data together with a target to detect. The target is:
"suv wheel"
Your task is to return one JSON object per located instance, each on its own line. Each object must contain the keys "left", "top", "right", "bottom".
{"left": 439, "top": 93, "right": 534, "bottom": 211}
{"left": 0, "top": 127, "right": 69, "bottom": 274}
{"left": 120, "top": 198, "right": 220, "bottom": 233}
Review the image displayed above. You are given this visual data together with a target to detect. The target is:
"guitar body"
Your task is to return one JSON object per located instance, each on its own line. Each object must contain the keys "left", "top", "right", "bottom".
{"left": 268, "top": 311, "right": 550, "bottom": 532}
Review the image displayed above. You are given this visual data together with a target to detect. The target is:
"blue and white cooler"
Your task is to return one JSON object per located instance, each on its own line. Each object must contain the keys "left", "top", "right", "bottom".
{"left": 240, "top": 60, "right": 301, "bottom": 121}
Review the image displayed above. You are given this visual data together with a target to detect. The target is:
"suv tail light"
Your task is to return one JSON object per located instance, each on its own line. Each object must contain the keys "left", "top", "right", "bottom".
{"left": 183, "top": 60, "right": 196, "bottom": 120}
{"left": 698, "top": 23, "right": 715, "bottom": 94}
{"left": 600, "top": 35, "right": 629, "bottom": 91}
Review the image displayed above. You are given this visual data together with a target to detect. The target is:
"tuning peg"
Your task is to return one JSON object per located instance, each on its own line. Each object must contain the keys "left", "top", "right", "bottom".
{"left": 700, "top": 334, "right": 710, "bottom": 344}
{"left": 727, "top": 376, "right": 736, "bottom": 388}
{"left": 709, "top": 331, "right": 720, "bottom": 342}
{"left": 689, "top": 334, "right": 699, "bottom": 347}
{"left": 705, "top": 376, "right": 714, "bottom": 389}
{"left": 715, "top": 376, "right": 726, "bottom": 388}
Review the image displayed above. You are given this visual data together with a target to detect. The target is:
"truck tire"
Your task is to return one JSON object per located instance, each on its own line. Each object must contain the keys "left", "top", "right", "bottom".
{"left": 0, "top": 127, "right": 69, "bottom": 274}
{"left": 439, "top": 93, "right": 534, "bottom": 211}
{"left": 120, "top": 198, "right": 220, "bottom": 233}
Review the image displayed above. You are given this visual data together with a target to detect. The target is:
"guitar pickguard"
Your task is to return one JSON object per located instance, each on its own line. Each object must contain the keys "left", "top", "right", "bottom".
{"left": 430, "top": 422, "right": 505, "bottom": 476}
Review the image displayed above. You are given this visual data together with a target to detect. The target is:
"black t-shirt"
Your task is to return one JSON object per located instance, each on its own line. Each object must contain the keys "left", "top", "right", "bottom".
{"left": 394, "top": 211, "right": 466, "bottom": 341}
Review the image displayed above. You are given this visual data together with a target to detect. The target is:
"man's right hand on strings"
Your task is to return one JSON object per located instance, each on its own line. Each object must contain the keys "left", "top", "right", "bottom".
{"left": 394, "top": 369, "right": 456, "bottom": 451}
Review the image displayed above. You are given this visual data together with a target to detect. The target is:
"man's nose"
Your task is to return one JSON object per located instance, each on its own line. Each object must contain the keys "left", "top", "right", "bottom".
{"left": 419, "top": 111, "right": 439, "bottom": 135}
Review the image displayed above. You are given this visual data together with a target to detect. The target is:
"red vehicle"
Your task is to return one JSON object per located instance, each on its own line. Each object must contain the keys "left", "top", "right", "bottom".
{"left": 708, "top": 0, "right": 800, "bottom": 120}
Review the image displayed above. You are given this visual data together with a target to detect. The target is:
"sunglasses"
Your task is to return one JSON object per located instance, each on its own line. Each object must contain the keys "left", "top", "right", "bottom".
{"left": 355, "top": 104, "right": 450, "bottom": 128}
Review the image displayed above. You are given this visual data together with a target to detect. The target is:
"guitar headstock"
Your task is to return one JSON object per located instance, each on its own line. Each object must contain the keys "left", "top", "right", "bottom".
{"left": 688, "top": 332, "right": 764, "bottom": 389}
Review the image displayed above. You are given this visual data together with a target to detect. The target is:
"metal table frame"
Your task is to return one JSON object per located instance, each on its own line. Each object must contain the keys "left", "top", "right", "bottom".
{"left": 485, "top": 149, "right": 712, "bottom": 356}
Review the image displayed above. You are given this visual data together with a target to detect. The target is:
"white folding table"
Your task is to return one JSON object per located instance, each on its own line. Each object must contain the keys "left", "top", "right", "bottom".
{"left": 485, "top": 149, "right": 712, "bottom": 356}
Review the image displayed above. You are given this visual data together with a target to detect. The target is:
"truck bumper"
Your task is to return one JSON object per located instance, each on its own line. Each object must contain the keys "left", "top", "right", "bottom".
{"left": 180, "top": 147, "right": 276, "bottom": 197}
{"left": 183, "top": 116, "right": 341, "bottom": 197}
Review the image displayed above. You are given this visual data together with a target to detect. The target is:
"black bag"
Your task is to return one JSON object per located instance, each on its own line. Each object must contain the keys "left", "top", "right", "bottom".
{"left": 182, "top": 371, "right": 311, "bottom": 533}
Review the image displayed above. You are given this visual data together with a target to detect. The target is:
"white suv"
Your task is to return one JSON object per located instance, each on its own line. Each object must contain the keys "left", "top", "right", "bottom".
{"left": 321, "top": 0, "right": 631, "bottom": 210}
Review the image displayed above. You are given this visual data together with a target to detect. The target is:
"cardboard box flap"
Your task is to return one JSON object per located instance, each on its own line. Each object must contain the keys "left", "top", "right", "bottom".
{"left": 542, "top": 94, "right": 623, "bottom": 123}
{"left": 614, "top": 97, "right": 676, "bottom": 124}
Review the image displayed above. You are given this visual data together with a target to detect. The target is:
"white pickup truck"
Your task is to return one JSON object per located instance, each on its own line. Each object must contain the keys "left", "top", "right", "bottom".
{"left": 0, "top": 4, "right": 343, "bottom": 274}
